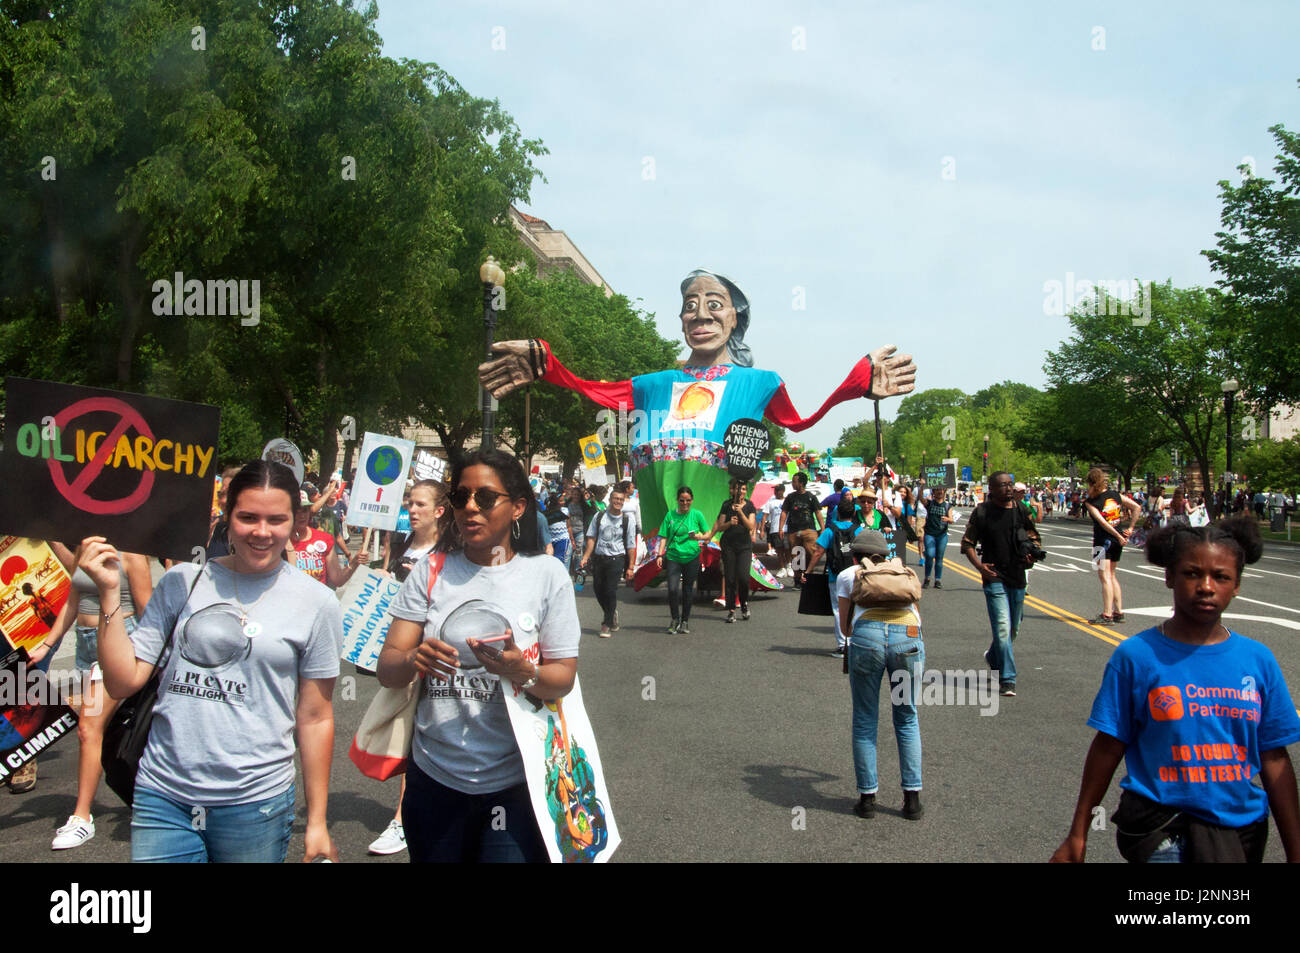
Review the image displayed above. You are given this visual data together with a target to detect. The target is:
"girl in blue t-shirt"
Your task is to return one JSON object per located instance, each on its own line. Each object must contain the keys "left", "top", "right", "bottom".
{"left": 1051, "top": 516, "right": 1300, "bottom": 863}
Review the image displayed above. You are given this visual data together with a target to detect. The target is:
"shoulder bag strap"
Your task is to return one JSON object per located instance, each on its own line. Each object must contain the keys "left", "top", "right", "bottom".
{"left": 425, "top": 551, "right": 447, "bottom": 602}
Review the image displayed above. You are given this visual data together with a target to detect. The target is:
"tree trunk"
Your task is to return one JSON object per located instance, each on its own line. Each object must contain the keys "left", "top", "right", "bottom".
{"left": 114, "top": 220, "right": 146, "bottom": 386}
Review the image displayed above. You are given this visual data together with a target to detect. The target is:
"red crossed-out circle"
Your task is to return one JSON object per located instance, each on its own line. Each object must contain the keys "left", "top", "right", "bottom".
{"left": 47, "top": 397, "right": 157, "bottom": 515}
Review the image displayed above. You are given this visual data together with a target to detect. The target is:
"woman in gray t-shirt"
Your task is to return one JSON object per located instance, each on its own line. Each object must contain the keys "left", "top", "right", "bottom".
{"left": 379, "top": 448, "right": 581, "bottom": 863}
{"left": 90, "top": 460, "right": 342, "bottom": 863}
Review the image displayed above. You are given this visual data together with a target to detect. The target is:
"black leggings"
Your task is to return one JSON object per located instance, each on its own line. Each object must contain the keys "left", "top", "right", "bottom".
{"left": 721, "top": 543, "right": 752, "bottom": 611}
{"left": 665, "top": 557, "right": 700, "bottom": 623}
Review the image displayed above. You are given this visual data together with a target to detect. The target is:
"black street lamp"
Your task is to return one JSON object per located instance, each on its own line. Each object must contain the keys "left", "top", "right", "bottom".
{"left": 479, "top": 256, "right": 506, "bottom": 449}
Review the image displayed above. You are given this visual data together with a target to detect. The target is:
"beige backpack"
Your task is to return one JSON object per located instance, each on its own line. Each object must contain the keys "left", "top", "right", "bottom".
{"left": 850, "top": 557, "right": 922, "bottom": 607}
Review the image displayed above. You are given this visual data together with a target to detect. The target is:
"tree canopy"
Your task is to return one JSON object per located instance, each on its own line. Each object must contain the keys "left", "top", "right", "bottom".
{"left": 1204, "top": 109, "right": 1300, "bottom": 407}
{"left": 0, "top": 0, "right": 545, "bottom": 474}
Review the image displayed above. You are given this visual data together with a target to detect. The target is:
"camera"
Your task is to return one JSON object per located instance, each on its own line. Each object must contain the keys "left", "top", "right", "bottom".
{"left": 1014, "top": 526, "right": 1048, "bottom": 563}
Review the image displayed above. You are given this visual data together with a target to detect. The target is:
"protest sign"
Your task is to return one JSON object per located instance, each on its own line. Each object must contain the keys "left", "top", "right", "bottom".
{"left": 502, "top": 675, "right": 620, "bottom": 863}
{"left": 261, "top": 437, "right": 305, "bottom": 485}
{"left": 0, "top": 648, "right": 78, "bottom": 784}
{"left": 0, "top": 378, "right": 220, "bottom": 560}
{"left": 346, "top": 432, "right": 414, "bottom": 530}
{"left": 0, "top": 537, "right": 71, "bottom": 653}
{"left": 579, "top": 434, "right": 606, "bottom": 469}
{"left": 412, "top": 450, "right": 447, "bottom": 483}
{"left": 723, "top": 417, "right": 771, "bottom": 481}
{"left": 921, "top": 463, "right": 956, "bottom": 489}
{"left": 337, "top": 568, "right": 404, "bottom": 673}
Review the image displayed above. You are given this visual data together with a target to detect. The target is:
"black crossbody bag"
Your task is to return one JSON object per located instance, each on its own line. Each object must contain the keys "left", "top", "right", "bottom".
{"left": 102, "top": 567, "right": 204, "bottom": 806}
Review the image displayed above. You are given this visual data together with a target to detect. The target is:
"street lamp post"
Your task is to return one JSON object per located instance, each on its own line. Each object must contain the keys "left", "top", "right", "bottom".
{"left": 983, "top": 433, "right": 989, "bottom": 482}
{"left": 479, "top": 256, "right": 506, "bottom": 450}
{"left": 1222, "top": 378, "right": 1239, "bottom": 514}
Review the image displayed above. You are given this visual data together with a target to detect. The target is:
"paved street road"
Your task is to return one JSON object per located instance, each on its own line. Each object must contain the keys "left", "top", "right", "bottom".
{"left": 5, "top": 517, "right": 1299, "bottom": 863}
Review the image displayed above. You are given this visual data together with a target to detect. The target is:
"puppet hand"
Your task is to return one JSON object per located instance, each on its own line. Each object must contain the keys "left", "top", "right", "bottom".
{"left": 866, "top": 345, "right": 917, "bottom": 399}
{"left": 479, "top": 340, "right": 537, "bottom": 399}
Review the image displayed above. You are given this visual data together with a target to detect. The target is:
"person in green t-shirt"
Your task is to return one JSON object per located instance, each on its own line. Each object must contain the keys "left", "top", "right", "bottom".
{"left": 655, "top": 485, "right": 710, "bottom": 634}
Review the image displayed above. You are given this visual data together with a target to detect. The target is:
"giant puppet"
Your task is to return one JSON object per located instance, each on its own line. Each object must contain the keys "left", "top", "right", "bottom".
{"left": 479, "top": 270, "right": 917, "bottom": 585}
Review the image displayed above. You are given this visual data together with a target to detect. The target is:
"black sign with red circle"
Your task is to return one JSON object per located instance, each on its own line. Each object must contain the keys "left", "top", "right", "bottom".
{"left": 0, "top": 378, "right": 221, "bottom": 559}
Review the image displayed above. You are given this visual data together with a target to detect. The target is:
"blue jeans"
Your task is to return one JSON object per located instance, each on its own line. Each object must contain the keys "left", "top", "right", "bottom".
{"left": 923, "top": 533, "right": 948, "bottom": 581}
{"left": 982, "top": 580, "right": 1025, "bottom": 687}
{"left": 848, "top": 620, "right": 924, "bottom": 794}
{"left": 402, "top": 763, "right": 548, "bottom": 863}
{"left": 1147, "top": 835, "right": 1185, "bottom": 863}
{"left": 131, "top": 784, "right": 295, "bottom": 863}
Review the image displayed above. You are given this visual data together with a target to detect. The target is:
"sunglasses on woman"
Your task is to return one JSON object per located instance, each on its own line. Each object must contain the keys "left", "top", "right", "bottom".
{"left": 449, "top": 487, "right": 512, "bottom": 511}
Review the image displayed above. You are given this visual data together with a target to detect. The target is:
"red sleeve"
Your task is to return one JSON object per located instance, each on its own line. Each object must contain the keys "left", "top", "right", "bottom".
{"left": 538, "top": 340, "right": 634, "bottom": 410}
{"left": 764, "top": 356, "right": 874, "bottom": 432}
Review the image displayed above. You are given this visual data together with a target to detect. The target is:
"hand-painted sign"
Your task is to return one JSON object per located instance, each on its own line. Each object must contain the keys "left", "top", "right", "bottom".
{"left": 261, "top": 438, "right": 304, "bottom": 485}
{"left": 337, "top": 568, "right": 404, "bottom": 673}
{"left": 346, "top": 432, "right": 414, "bottom": 531}
{"left": 0, "top": 379, "right": 220, "bottom": 559}
{"left": 723, "top": 417, "right": 770, "bottom": 481}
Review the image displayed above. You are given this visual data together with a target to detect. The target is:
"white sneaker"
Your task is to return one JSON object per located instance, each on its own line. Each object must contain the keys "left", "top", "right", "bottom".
{"left": 52, "top": 814, "right": 94, "bottom": 850}
{"left": 368, "top": 819, "right": 407, "bottom": 855}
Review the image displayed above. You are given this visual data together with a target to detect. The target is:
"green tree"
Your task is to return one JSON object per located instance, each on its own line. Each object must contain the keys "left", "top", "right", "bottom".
{"left": 1012, "top": 382, "right": 1168, "bottom": 490}
{"left": 1045, "top": 282, "right": 1234, "bottom": 509}
{"left": 0, "top": 0, "right": 545, "bottom": 475}
{"left": 1204, "top": 106, "right": 1300, "bottom": 406}
{"left": 1238, "top": 434, "right": 1300, "bottom": 493}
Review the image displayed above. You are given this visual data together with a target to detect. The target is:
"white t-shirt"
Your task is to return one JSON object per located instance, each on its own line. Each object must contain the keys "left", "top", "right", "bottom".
{"left": 388, "top": 551, "right": 581, "bottom": 794}
{"left": 761, "top": 498, "right": 784, "bottom": 534}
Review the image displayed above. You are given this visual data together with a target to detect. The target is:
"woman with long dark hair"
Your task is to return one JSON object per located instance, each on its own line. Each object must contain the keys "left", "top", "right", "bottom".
{"left": 92, "top": 460, "right": 342, "bottom": 862}
{"left": 378, "top": 449, "right": 580, "bottom": 862}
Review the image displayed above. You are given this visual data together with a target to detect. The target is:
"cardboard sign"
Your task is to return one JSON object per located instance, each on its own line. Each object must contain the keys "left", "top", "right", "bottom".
{"left": 262, "top": 437, "right": 304, "bottom": 485}
{"left": 346, "top": 432, "right": 414, "bottom": 530}
{"left": 0, "top": 537, "right": 71, "bottom": 653}
{"left": 337, "top": 568, "right": 404, "bottom": 673}
{"left": 502, "top": 675, "right": 620, "bottom": 863}
{"left": 0, "top": 378, "right": 221, "bottom": 560}
{"left": 723, "top": 417, "right": 771, "bottom": 481}
{"left": 412, "top": 450, "right": 446, "bottom": 483}
{"left": 0, "top": 648, "right": 78, "bottom": 784}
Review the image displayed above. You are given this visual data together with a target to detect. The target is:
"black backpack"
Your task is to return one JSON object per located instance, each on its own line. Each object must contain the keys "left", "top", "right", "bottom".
{"left": 592, "top": 510, "right": 632, "bottom": 551}
{"left": 825, "top": 523, "right": 855, "bottom": 575}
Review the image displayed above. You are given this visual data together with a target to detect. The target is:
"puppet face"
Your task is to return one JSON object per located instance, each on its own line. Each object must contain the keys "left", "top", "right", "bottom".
{"left": 680, "top": 276, "right": 737, "bottom": 359}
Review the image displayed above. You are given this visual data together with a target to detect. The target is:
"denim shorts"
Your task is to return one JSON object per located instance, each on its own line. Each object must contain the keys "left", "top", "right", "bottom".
{"left": 74, "top": 615, "right": 137, "bottom": 682}
{"left": 131, "top": 783, "right": 296, "bottom": 863}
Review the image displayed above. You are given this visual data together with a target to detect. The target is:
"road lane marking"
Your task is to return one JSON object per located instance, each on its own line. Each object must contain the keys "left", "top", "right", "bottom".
{"left": 1121, "top": 607, "right": 1300, "bottom": 632}
{"left": 910, "top": 543, "right": 1123, "bottom": 646}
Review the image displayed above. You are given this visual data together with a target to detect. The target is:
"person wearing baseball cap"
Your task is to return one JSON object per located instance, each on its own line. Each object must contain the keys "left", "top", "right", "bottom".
{"left": 836, "top": 528, "right": 925, "bottom": 822}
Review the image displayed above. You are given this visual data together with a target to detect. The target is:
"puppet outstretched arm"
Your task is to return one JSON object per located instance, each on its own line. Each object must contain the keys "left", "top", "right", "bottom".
{"left": 480, "top": 339, "right": 633, "bottom": 410}
{"left": 765, "top": 346, "right": 916, "bottom": 432}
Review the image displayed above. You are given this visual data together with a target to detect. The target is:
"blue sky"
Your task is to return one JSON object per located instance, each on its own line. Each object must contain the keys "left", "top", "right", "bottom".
{"left": 374, "top": 0, "right": 1299, "bottom": 451}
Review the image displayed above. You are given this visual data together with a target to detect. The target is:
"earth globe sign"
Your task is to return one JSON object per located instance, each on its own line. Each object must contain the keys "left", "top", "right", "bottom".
{"left": 365, "top": 445, "right": 403, "bottom": 486}
{"left": 583, "top": 441, "right": 603, "bottom": 461}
